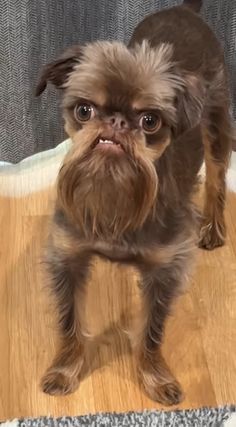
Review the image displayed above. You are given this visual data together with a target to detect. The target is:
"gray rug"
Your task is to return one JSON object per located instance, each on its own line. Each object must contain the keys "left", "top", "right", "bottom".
{"left": 1, "top": 406, "right": 236, "bottom": 427}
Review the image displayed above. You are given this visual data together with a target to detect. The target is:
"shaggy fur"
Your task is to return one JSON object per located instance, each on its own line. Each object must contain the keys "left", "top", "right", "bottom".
{"left": 36, "top": 0, "right": 232, "bottom": 405}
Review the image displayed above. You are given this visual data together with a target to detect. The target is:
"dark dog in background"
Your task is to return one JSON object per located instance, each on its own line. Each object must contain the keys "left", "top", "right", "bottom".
{"left": 36, "top": 0, "right": 232, "bottom": 405}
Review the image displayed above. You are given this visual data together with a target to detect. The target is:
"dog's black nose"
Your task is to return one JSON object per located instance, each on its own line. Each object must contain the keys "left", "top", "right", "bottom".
{"left": 109, "top": 113, "right": 128, "bottom": 131}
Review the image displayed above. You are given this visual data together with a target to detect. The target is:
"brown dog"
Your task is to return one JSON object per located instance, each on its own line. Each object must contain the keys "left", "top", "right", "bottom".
{"left": 36, "top": 0, "right": 232, "bottom": 405}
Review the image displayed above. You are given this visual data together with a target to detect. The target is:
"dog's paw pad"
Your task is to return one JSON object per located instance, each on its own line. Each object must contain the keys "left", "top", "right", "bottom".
{"left": 41, "top": 369, "right": 79, "bottom": 396}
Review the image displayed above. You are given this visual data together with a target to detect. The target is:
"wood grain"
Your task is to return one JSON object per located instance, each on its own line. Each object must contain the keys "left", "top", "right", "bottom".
{"left": 0, "top": 187, "right": 235, "bottom": 419}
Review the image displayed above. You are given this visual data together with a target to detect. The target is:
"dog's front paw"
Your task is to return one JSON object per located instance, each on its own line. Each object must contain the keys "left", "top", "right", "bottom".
{"left": 41, "top": 368, "right": 80, "bottom": 396}
{"left": 139, "top": 364, "right": 183, "bottom": 405}
{"left": 150, "top": 380, "right": 183, "bottom": 406}
{"left": 141, "top": 372, "right": 183, "bottom": 405}
{"left": 199, "top": 220, "right": 225, "bottom": 250}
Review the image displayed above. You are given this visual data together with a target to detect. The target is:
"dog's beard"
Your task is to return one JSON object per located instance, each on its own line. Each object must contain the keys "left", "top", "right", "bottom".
{"left": 57, "top": 121, "right": 158, "bottom": 238}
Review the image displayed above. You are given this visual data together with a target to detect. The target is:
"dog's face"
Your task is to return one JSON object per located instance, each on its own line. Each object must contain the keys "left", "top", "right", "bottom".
{"left": 37, "top": 41, "right": 204, "bottom": 238}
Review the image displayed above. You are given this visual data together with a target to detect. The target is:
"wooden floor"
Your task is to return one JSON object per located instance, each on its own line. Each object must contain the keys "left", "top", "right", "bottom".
{"left": 0, "top": 186, "right": 236, "bottom": 420}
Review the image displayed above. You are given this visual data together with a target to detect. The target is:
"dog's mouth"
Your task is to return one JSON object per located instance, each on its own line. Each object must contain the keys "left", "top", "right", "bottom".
{"left": 93, "top": 137, "right": 124, "bottom": 152}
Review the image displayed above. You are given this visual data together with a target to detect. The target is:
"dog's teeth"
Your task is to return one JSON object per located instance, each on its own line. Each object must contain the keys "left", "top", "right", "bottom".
{"left": 99, "top": 139, "right": 114, "bottom": 144}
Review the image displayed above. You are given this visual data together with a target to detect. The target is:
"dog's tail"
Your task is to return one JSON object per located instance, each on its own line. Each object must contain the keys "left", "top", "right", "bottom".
{"left": 182, "top": 0, "right": 202, "bottom": 13}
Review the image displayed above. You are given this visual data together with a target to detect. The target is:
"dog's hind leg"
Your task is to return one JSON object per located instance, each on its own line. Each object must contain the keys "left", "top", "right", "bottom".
{"left": 199, "top": 102, "right": 232, "bottom": 250}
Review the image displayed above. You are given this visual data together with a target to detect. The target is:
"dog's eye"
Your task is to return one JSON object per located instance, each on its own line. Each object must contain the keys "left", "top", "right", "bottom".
{"left": 139, "top": 113, "right": 161, "bottom": 134}
{"left": 74, "top": 104, "right": 96, "bottom": 122}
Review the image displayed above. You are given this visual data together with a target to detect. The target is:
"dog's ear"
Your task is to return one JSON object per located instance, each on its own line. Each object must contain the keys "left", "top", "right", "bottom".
{"left": 36, "top": 46, "right": 81, "bottom": 96}
{"left": 177, "top": 73, "right": 205, "bottom": 133}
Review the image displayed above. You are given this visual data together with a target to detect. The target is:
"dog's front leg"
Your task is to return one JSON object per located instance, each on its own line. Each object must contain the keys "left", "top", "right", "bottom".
{"left": 41, "top": 247, "right": 92, "bottom": 396}
{"left": 133, "top": 264, "right": 184, "bottom": 405}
